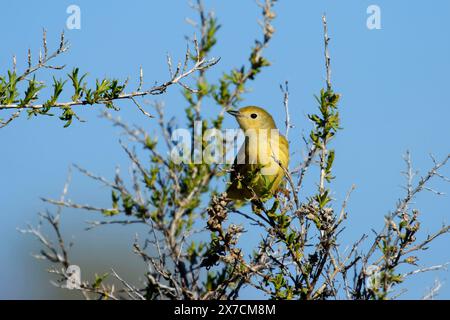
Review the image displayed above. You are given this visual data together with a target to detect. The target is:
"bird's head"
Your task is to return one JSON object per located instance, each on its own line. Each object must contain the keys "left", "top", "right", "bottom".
{"left": 227, "top": 106, "right": 277, "bottom": 130}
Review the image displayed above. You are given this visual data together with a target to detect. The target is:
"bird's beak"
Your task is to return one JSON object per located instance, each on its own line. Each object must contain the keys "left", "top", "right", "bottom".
{"left": 227, "top": 109, "right": 240, "bottom": 117}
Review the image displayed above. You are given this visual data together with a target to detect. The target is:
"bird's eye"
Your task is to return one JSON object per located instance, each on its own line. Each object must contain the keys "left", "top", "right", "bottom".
{"left": 250, "top": 113, "right": 258, "bottom": 119}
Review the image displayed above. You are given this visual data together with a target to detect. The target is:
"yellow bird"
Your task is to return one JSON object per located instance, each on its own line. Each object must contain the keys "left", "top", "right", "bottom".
{"left": 226, "top": 106, "right": 289, "bottom": 201}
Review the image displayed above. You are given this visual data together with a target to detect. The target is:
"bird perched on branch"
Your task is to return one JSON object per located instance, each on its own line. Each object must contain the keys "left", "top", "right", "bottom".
{"left": 226, "top": 106, "right": 289, "bottom": 202}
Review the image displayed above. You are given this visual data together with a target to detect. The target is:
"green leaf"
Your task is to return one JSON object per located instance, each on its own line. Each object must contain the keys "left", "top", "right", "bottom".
{"left": 93, "top": 273, "right": 109, "bottom": 289}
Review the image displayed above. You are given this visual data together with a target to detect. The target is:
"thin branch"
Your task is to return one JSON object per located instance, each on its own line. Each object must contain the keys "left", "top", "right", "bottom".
{"left": 280, "top": 81, "right": 291, "bottom": 139}
{"left": 322, "top": 14, "right": 331, "bottom": 91}
{"left": 0, "top": 54, "right": 219, "bottom": 111}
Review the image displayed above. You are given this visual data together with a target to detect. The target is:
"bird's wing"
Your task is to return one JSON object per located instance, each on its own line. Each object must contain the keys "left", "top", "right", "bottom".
{"left": 278, "top": 134, "right": 289, "bottom": 167}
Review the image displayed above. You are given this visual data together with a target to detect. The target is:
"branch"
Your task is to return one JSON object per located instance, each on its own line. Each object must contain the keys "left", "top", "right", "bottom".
{"left": 0, "top": 54, "right": 219, "bottom": 111}
{"left": 0, "top": 31, "right": 219, "bottom": 127}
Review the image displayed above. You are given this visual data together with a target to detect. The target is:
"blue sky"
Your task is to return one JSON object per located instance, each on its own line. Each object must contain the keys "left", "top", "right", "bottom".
{"left": 0, "top": 0, "right": 449, "bottom": 299}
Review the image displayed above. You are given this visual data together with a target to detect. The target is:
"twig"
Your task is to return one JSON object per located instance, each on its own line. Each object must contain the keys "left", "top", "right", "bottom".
{"left": 322, "top": 15, "right": 331, "bottom": 91}
{"left": 280, "top": 81, "right": 291, "bottom": 139}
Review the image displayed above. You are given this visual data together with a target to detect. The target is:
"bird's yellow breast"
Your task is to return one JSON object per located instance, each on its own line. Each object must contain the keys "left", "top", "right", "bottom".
{"left": 244, "top": 129, "right": 288, "bottom": 173}
{"left": 227, "top": 129, "right": 289, "bottom": 201}
{"left": 226, "top": 105, "right": 290, "bottom": 201}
